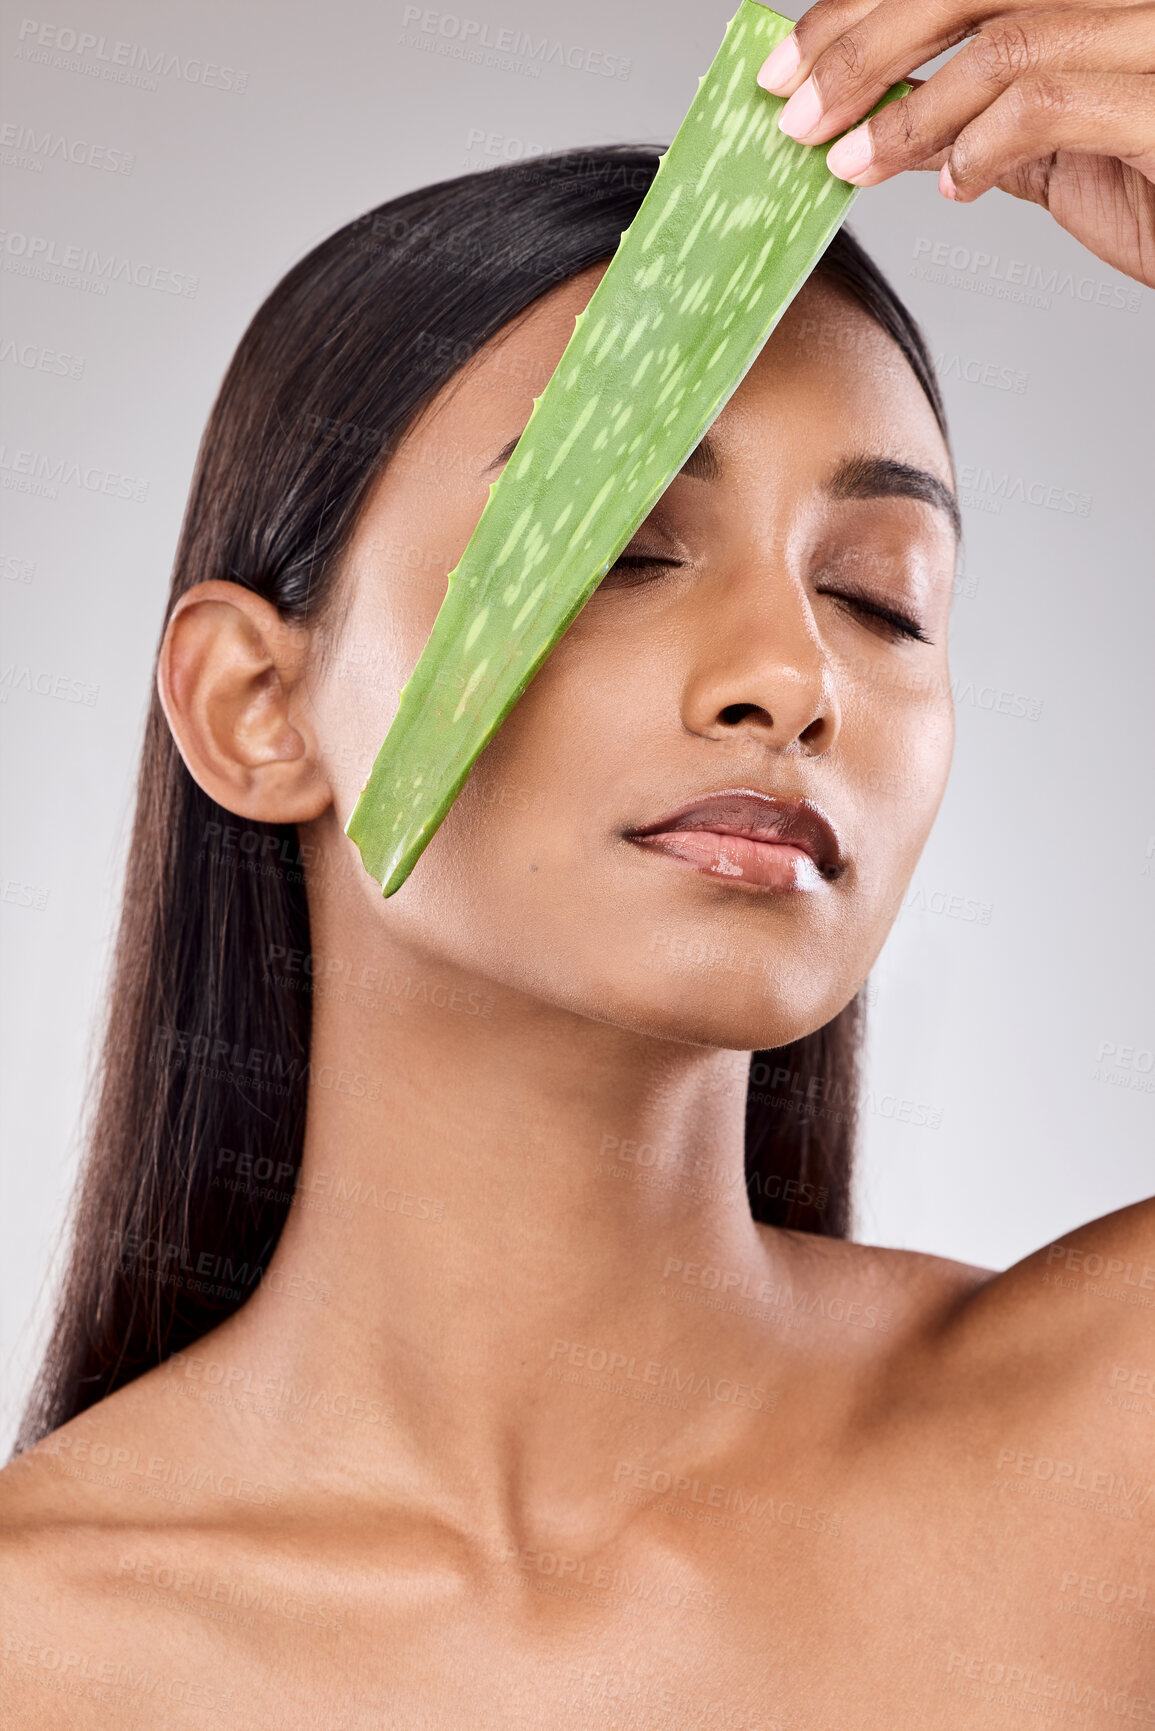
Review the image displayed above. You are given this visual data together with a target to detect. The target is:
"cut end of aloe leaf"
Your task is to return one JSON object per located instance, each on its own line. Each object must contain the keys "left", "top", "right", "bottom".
{"left": 345, "top": 2, "right": 909, "bottom": 896}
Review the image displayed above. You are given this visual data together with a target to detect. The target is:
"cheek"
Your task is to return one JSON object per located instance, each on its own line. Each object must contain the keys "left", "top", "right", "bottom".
{"left": 365, "top": 621, "right": 644, "bottom": 953}
{"left": 458, "top": 602, "right": 656, "bottom": 802}
{"left": 844, "top": 682, "right": 954, "bottom": 912}
{"left": 517, "top": 594, "right": 675, "bottom": 744}
{"left": 318, "top": 631, "right": 409, "bottom": 827}
{"left": 318, "top": 571, "right": 464, "bottom": 826}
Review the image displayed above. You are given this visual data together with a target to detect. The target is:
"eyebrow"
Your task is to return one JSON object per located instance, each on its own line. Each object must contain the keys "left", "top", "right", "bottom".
{"left": 485, "top": 432, "right": 960, "bottom": 538}
{"left": 826, "top": 450, "right": 961, "bottom": 540}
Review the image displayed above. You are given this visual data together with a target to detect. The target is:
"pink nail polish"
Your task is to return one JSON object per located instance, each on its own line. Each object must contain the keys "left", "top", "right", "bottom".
{"left": 779, "top": 77, "right": 823, "bottom": 141}
{"left": 757, "top": 33, "right": 799, "bottom": 93}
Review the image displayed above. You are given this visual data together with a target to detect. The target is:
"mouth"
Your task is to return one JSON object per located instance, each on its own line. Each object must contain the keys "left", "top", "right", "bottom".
{"left": 624, "top": 788, "right": 844, "bottom": 893}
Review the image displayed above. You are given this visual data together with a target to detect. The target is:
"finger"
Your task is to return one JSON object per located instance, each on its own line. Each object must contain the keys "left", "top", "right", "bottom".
{"left": 758, "top": 0, "right": 1149, "bottom": 100}
{"left": 761, "top": 0, "right": 1115, "bottom": 145}
{"left": 943, "top": 70, "right": 1155, "bottom": 199}
{"left": 757, "top": 0, "right": 890, "bottom": 98}
{"left": 824, "top": 7, "right": 1155, "bottom": 186}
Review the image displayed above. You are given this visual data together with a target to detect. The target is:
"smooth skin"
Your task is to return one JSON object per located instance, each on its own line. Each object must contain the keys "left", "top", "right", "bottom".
{"left": 1, "top": 4, "right": 1152, "bottom": 1724}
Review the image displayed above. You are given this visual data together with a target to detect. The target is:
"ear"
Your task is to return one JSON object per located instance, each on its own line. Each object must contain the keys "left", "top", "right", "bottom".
{"left": 156, "top": 580, "right": 332, "bottom": 824}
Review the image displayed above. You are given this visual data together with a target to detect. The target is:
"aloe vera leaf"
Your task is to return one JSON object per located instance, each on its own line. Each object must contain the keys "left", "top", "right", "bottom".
{"left": 347, "top": 1, "right": 909, "bottom": 895}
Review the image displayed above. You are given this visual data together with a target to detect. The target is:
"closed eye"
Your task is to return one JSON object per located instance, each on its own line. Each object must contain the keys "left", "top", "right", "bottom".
{"left": 818, "top": 587, "right": 932, "bottom": 646}
{"left": 600, "top": 551, "right": 685, "bottom": 589}
{"left": 599, "top": 555, "right": 932, "bottom": 645}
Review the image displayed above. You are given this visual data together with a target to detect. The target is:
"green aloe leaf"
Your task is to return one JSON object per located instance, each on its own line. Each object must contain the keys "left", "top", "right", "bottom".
{"left": 347, "top": 1, "right": 909, "bottom": 894}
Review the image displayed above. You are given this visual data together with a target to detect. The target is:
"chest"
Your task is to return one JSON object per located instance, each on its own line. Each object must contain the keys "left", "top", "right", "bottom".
{"left": 8, "top": 1486, "right": 1150, "bottom": 1730}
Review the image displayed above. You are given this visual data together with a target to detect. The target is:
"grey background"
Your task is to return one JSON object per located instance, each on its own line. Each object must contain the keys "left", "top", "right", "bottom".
{"left": 2, "top": 0, "right": 1152, "bottom": 1456}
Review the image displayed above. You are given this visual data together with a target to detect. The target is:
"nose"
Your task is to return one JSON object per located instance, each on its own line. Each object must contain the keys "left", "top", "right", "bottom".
{"left": 679, "top": 562, "right": 840, "bottom": 756}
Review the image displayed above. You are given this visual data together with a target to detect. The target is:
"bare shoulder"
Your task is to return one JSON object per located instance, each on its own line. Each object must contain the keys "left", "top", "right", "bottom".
{"left": 762, "top": 1218, "right": 996, "bottom": 1346}
{"left": 0, "top": 1396, "right": 165, "bottom": 1725}
{"left": 788, "top": 1195, "right": 1154, "bottom": 1442}
{"left": 0, "top": 1372, "right": 292, "bottom": 1726}
{"left": 820, "top": 1192, "right": 1155, "bottom": 1360}
{"left": 948, "top": 1194, "right": 1155, "bottom": 1365}
{"left": 861, "top": 1197, "right": 1155, "bottom": 1484}
{"left": 0, "top": 1377, "right": 194, "bottom": 1577}
{"left": 0, "top": 1348, "right": 285, "bottom": 1563}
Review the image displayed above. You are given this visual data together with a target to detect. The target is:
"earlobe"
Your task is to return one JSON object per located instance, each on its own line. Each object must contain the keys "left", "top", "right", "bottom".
{"left": 156, "top": 580, "right": 332, "bottom": 825}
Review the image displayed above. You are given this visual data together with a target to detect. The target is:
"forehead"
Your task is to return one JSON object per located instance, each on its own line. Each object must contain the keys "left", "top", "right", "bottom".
{"left": 414, "top": 263, "right": 950, "bottom": 490}
{"left": 722, "top": 275, "right": 951, "bottom": 487}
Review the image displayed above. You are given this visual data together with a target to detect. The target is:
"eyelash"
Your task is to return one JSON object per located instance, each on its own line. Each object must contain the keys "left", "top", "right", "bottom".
{"left": 819, "top": 588, "right": 932, "bottom": 646}
{"left": 604, "top": 557, "right": 931, "bottom": 646}
{"left": 602, "top": 553, "right": 684, "bottom": 588}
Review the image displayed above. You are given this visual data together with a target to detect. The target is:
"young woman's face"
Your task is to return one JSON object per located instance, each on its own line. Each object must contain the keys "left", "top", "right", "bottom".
{"left": 310, "top": 263, "right": 958, "bottom": 1051}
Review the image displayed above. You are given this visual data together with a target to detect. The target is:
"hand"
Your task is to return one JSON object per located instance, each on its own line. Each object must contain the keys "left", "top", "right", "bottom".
{"left": 756, "top": 0, "right": 1155, "bottom": 288}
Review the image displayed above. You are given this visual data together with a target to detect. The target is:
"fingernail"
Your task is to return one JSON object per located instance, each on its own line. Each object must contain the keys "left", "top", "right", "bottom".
{"left": 778, "top": 76, "right": 823, "bottom": 141}
{"left": 757, "top": 34, "right": 799, "bottom": 93}
{"left": 939, "top": 162, "right": 957, "bottom": 199}
{"left": 826, "top": 124, "right": 873, "bottom": 182}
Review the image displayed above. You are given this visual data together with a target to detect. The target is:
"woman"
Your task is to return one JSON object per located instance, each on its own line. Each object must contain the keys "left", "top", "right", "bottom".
{"left": 2, "top": 0, "right": 1152, "bottom": 1721}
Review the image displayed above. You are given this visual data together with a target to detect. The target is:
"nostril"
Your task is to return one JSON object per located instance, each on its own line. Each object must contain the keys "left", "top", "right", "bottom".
{"left": 719, "top": 703, "right": 769, "bottom": 726}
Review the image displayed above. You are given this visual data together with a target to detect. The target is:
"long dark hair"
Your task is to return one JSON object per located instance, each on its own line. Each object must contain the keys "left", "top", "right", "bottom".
{"left": 15, "top": 146, "right": 948, "bottom": 1452}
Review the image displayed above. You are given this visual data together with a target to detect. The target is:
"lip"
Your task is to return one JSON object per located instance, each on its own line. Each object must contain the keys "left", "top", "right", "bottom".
{"left": 624, "top": 788, "right": 844, "bottom": 892}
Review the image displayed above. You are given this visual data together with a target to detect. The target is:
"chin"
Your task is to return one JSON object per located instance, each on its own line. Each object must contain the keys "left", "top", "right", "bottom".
{"left": 576, "top": 964, "right": 852, "bottom": 1054}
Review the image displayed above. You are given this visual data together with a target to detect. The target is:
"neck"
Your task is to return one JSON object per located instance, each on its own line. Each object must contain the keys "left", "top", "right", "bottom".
{"left": 226, "top": 907, "right": 818, "bottom": 1538}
